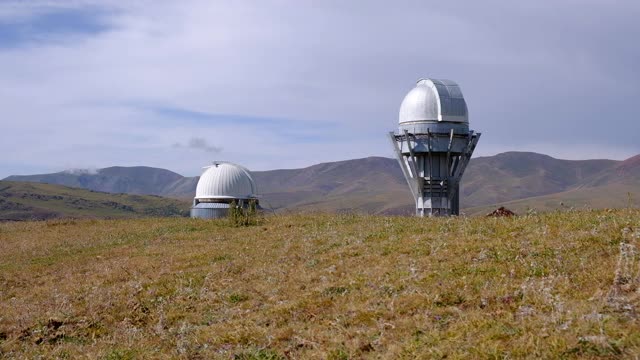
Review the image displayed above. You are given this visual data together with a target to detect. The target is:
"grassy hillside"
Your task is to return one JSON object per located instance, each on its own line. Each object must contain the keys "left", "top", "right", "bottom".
{"left": 466, "top": 183, "right": 640, "bottom": 216}
{"left": 1, "top": 210, "right": 640, "bottom": 358}
{"left": 0, "top": 181, "right": 190, "bottom": 221}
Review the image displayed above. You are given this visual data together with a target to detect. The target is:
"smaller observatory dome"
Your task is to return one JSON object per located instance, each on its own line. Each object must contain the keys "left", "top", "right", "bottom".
{"left": 195, "top": 162, "right": 257, "bottom": 200}
{"left": 399, "top": 79, "right": 468, "bottom": 124}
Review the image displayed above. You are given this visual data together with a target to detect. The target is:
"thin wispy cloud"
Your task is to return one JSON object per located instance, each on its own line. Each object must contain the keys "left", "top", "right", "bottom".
{"left": 63, "top": 167, "right": 99, "bottom": 175}
{"left": 173, "top": 137, "right": 222, "bottom": 154}
{"left": 0, "top": 0, "right": 639, "bottom": 178}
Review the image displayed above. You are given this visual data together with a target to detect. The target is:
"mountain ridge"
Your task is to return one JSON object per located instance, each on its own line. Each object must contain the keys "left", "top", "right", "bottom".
{"left": 4, "top": 151, "right": 639, "bottom": 214}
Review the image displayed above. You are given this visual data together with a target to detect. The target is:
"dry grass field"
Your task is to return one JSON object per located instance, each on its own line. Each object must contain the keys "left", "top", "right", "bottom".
{"left": 1, "top": 210, "right": 640, "bottom": 359}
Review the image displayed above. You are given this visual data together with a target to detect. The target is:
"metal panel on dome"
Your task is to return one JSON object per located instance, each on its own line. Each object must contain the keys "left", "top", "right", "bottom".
{"left": 235, "top": 164, "right": 258, "bottom": 195}
{"left": 445, "top": 84, "right": 464, "bottom": 99}
{"left": 432, "top": 79, "right": 458, "bottom": 86}
{"left": 399, "top": 79, "right": 468, "bottom": 124}
{"left": 398, "top": 84, "right": 440, "bottom": 123}
{"left": 433, "top": 80, "right": 468, "bottom": 122}
{"left": 195, "top": 162, "right": 257, "bottom": 199}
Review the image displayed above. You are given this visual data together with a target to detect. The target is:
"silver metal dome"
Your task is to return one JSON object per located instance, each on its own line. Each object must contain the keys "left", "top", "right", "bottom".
{"left": 399, "top": 79, "right": 468, "bottom": 124}
{"left": 195, "top": 162, "right": 257, "bottom": 200}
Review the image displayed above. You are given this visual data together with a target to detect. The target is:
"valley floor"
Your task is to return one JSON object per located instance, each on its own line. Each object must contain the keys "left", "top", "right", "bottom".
{"left": 1, "top": 211, "right": 640, "bottom": 358}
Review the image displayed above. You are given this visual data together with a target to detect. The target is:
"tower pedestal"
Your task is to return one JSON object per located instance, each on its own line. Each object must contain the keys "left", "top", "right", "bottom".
{"left": 389, "top": 128, "right": 480, "bottom": 216}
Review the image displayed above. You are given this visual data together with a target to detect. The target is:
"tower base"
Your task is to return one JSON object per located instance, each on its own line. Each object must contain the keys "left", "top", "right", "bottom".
{"left": 389, "top": 129, "right": 480, "bottom": 217}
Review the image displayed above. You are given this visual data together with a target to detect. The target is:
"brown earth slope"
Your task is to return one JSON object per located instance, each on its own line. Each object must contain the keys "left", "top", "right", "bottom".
{"left": 0, "top": 181, "right": 189, "bottom": 221}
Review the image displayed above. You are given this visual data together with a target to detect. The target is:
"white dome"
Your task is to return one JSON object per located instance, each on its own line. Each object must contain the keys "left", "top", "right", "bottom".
{"left": 399, "top": 78, "right": 468, "bottom": 124}
{"left": 195, "top": 162, "right": 257, "bottom": 200}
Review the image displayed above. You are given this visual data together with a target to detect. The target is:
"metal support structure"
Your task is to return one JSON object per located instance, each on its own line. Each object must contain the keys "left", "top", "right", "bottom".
{"left": 426, "top": 129, "right": 434, "bottom": 215}
{"left": 445, "top": 129, "right": 454, "bottom": 177}
{"left": 389, "top": 130, "right": 480, "bottom": 217}
{"left": 452, "top": 132, "right": 480, "bottom": 180}
{"left": 388, "top": 132, "right": 416, "bottom": 198}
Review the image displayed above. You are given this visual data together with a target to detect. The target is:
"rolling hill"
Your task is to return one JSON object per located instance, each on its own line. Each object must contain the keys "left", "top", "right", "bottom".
{"left": 581, "top": 154, "right": 640, "bottom": 187}
{"left": 461, "top": 152, "right": 619, "bottom": 207}
{"left": 252, "top": 157, "right": 411, "bottom": 213}
{"left": 0, "top": 181, "right": 190, "bottom": 221}
{"left": 464, "top": 154, "right": 640, "bottom": 215}
{"left": 4, "top": 152, "right": 640, "bottom": 215}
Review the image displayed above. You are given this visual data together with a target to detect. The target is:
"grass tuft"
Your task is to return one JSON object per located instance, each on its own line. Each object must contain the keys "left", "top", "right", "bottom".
{"left": 233, "top": 348, "right": 285, "bottom": 360}
{"left": 228, "top": 293, "right": 250, "bottom": 304}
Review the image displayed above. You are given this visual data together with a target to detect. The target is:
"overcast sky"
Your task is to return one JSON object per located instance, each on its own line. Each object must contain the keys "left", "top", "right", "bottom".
{"left": 1, "top": 0, "right": 639, "bottom": 178}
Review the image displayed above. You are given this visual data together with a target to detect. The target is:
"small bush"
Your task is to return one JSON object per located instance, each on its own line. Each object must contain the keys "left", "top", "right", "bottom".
{"left": 434, "top": 291, "right": 466, "bottom": 307}
{"left": 228, "top": 293, "right": 249, "bottom": 303}
{"left": 103, "top": 349, "right": 137, "bottom": 360}
{"left": 323, "top": 286, "right": 349, "bottom": 297}
{"left": 234, "top": 349, "right": 284, "bottom": 360}
{"left": 328, "top": 348, "right": 350, "bottom": 360}
{"left": 228, "top": 199, "right": 259, "bottom": 227}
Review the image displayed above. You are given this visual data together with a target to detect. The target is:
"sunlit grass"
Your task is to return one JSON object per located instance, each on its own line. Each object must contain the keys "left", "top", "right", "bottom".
{"left": 1, "top": 210, "right": 639, "bottom": 358}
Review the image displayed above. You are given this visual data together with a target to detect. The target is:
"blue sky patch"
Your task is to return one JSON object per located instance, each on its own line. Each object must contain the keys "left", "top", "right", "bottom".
{"left": 0, "top": 6, "right": 112, "bottom": 48}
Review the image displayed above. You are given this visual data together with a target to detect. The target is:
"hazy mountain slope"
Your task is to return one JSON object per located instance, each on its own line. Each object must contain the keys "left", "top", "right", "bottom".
{"left": 257, "top": 152, "right": 633, "bottom": 213}
{"left": 253, "top": 157, "right": 410, "bottom": 212}
{"left": 254, "top": 157, "right": 406, "bottom": 194}
{"left": 461, "top": 152, "right": 618, "bottom": 207}
{"left": 5, "top": 166, "right": 184, "bottom": 196}
{"left": 0, "top": 181, "right": 189, "bottom": 221}
{"left": 580, "top": 154, "right": 640, "bottom": 187}
{"left": 161, "top": 176, "right": 200, "bottom": 199}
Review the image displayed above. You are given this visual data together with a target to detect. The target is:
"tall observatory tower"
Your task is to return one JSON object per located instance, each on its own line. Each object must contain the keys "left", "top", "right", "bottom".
{"left": 389, "top": 78, "right": 480, "bottom": 216}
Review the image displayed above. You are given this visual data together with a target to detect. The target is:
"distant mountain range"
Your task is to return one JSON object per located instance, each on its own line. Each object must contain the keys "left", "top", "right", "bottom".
{"left": 4, "top": 152, "right": 640, "bottom": 215}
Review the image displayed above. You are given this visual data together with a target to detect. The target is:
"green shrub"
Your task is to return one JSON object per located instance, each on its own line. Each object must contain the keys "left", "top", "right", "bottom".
{"left": 228, "top": 199, "right": 259, "bottom": 227}
{"left": 234, "top": 349, "right": 284, "bottom": 360}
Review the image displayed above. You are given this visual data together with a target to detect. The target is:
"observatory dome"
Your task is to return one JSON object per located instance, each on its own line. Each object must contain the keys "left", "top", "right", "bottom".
{"left": 195, "top": 162, "right": 257, "bottom": 200}
{"left": 399, "top": 79, "right": 468, "bottom": 124}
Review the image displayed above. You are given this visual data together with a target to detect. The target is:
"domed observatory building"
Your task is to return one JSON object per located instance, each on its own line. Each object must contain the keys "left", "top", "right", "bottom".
{"left": 190, "top": 162, "right": 259, "bottom": 219}
{"left": 389, "top": 79, "right": 481, "bottom": 216}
